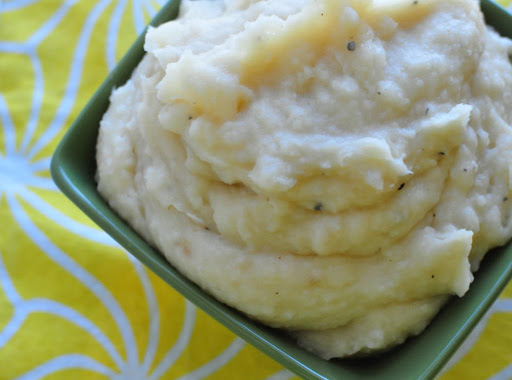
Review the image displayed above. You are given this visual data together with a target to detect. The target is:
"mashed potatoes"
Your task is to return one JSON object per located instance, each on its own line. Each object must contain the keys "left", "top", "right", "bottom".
{"left": 96, "top": 0, "right": 512, "bottom": 358}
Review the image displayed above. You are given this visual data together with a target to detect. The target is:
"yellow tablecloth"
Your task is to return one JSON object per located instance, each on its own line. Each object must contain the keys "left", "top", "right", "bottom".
{"left": 1, "top": 1, "right": 512, "bottom": 379}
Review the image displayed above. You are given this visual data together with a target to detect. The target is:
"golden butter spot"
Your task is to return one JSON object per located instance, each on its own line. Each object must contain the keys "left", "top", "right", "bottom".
{"left": 177, "top": 240, "right": 191, "bottom": 256}
{"left": 307, "top": 277, "right": 321, "bottom": 287}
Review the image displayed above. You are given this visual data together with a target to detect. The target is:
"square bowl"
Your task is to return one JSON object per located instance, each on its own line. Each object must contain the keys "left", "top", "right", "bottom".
{"left": 51, "top": 1, "right": 512, "bottom": 379}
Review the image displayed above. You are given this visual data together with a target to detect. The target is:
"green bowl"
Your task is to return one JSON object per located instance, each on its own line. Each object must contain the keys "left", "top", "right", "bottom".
{"left": 51, "top": 1, "right": 512, "bottom": 379}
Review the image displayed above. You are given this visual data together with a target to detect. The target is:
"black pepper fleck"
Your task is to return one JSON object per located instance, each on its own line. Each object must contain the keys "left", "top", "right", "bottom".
{"left": 275, "top": 292, "right": 279, "bottom": 295}
{"left": 413, "top": 0, "right": 418, "bottom": 4}
{"left": 314, "top": 202, "right": 323, "bottom": 211}
{"left": 433, "top": 213, "right": 436, "bottom": 218}
{"left": 425, "top": 107, "right": 430, "bottom": 115}
{"left": 321, "top": 13, "right": 324, "bottom": 16}
{"left": 463, "top": 168, "right": 467, "bottom": 172}
{"left": 438, "top": 152, "right": 445, "bottom": 156}
{"left": 347, "top": 41, "right": 356, "bottom": 51}
{"left": 398, "top": 183, "right": 405, "bottom": 191}
{"left": 188, "top": 116, "right": 193, "bottom": 120}
{"left": 431, "top": 274, "right": 435, "bottom": 279}
{"left": 504, "top": 197, "right": 509, "bottom": 202}
{"left": 204, "top": 226, "right": 210, "bottom": 231}
{"left": 377, "top": 91, "right": 381, "bottom": 95}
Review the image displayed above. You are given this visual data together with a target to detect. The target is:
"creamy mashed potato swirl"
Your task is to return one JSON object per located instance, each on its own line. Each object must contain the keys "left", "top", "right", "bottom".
{"left": 97, "top": 0, "right": 512, "bottom": 358}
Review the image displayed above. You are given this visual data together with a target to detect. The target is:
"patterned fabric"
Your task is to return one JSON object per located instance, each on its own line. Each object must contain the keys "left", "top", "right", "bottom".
{"left": 0, "top": 0, "right": 511, "bottom": 379}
